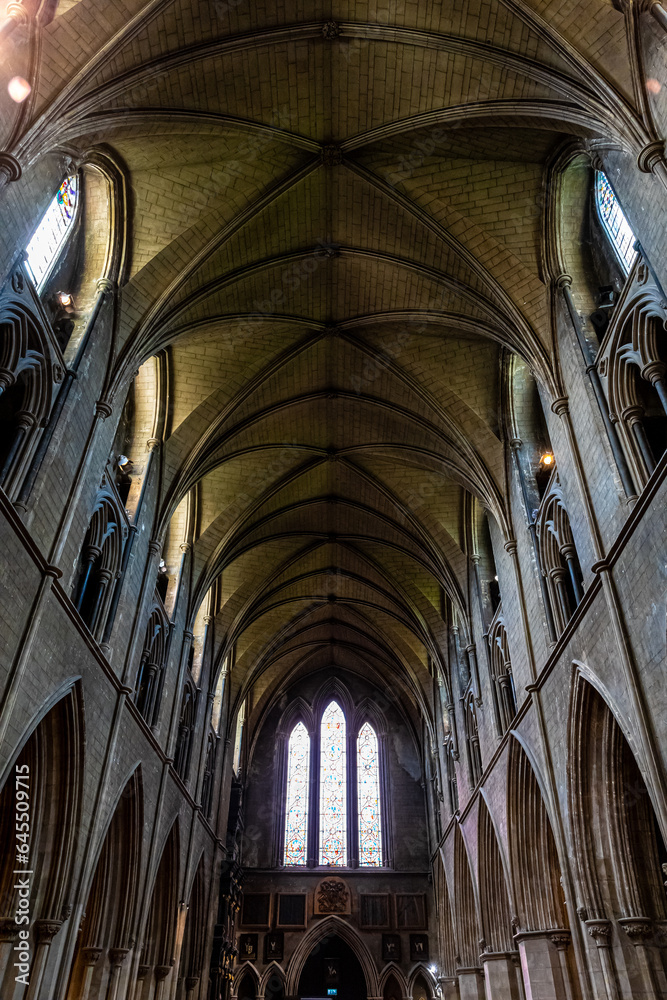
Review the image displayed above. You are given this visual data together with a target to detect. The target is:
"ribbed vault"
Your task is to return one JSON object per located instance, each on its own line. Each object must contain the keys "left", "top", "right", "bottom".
{"left": 2, "top": 0, "right": 653, "bottom": 727}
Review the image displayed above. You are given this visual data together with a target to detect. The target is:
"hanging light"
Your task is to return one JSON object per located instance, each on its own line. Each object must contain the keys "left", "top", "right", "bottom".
{"left": 540, "top": 451, "right": 555, "bottom": 467}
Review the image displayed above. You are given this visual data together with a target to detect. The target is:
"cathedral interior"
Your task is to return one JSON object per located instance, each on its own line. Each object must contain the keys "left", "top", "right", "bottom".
{"left": 2, "top": 1, "right": 667, "bottom": 999}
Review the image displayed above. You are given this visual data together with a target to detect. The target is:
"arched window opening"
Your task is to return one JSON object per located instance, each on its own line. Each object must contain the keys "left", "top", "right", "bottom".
{"left": 174, "top": 683, "right": 196, "bottom": 781}
{"left": 115, "top": 453, "right": 133, "bottom": 506}
{"left": 25, "top": 176, "right": 80, "bottom": 292}
{"left": 464, "top": 695, "right": 482, "bottom": 786}
{"left": 489, "top": 611, "right": 517, "bottom": 731}
{"left": 211, "top": 659, "right": 227, "bottom": 735}
{"left": 595, "top": 172, "right": 638, "bottom": 275}
{"left": 535, "top": 483, "right": 584, "bottom": 634}
{"left": 233, "top": 700, "right": 246, "bottom": 777}
{"left": 284, "top": 722, "right": 310, "bottom": 866}
{"left": 444, "top": 736, "right": 459, "bottom": 815}
{"left": 319, "top": 701, "right": 347, "bottom": 866}
{"left": 357, "top": 722, "right": 382, "bottom": 867}
{"left": 135, "top": 607, "right": 168, "bottom": 723}
{"left": 201, "top": 733, "right": 217, "bottom": 819}
{"left": 73, "top": 494, "right": 124, "bottom": 638}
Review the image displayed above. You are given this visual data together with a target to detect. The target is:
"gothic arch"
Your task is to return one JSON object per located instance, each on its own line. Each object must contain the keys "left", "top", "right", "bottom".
{"left": 407, "top": 965, "right": 438, "bottom": 997}
{"left": 179, "top": 854, "right": 207, "bottom": 995}
{"left": 260, "top": 961, "right": 286, "bottom": 996}
{"left": 285, "top": 915, "right": 379, "bottom": 997}
{"left": 507, "top": 737, "right": 568, "bottom": 934}
{"left": 64, "top": 767, "right": 142, "bottom": 999}
{"left": 0, "top": 683, "right": 83, "bottom": 988}
{"left": 138, "top": 818, "right": 180, "bottom": 984}
{"left": 478, "top": 795, "right": 515, "bottom": 954}
{"left": 378, "top": 963, "right": 408, "bottom": 995}
{"left": 453, "top": 822, "right": 482, "bottom": 970}
{"left": 233, "top": 962, "right": 260, "bottom": 998}
{"left": 568, "top": 670, "right": 667, "bottom": 992}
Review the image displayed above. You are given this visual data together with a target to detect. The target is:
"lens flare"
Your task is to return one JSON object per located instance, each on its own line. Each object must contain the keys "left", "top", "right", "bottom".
{"left": 8, "top": 77, "right": 31, "bottom": 103}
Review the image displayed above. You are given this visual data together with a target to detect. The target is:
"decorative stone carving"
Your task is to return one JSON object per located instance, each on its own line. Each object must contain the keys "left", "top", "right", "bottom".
{"left": 618, "top": 917, "right": 653, "bottom": 941}
{"left": 321, "top": 145, "right": 343, "bottom": 166}
{"left": 322, "top": 20, "right": 340, "bottom": 38}
{"left": 315, "top": 877, "right": 350, "bottom": 914}
{"left": 11, "top": 270, "right": 24, "bottom": 293}
{"left": 586, "top": 919, "right": 612, "bottom": 945}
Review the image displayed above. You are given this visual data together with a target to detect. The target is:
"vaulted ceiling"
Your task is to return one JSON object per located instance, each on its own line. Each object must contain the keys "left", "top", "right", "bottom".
{"left": 2, "top": 0, "right": 651, "bottom": 718}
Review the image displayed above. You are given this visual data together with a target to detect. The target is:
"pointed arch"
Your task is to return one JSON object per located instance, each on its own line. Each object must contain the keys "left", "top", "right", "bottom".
{"left": 379, "top": 964, "right": 408, "bottom": 997}
{"left": 507, "top": 738, "right": 567, "bottom": 933}
{"left": 433, "top": 848, "right": 457, "bottom": 978}
{"left": 319, "top": 700, "right": 347, "bottom": 866}
{"left": 64, "top": 767, "right": 142, "bottom": 999}
{"left": 284, "top": 720, "right": 311, "bottom": 866}
{"left": 140, "top": 819, "right": 180, "bottom": 979}
{"left": 0, "top": 683, "right": 83, "bottom": 931}
{"left": 478, "top": 796, "right": 514, "bottom": 953}
{"left": 453, "top": 823, "right": 482, "bottom": 969}
{"left": 569, "top": 670, "right": 667, "bottom": 926}
{"left": 357, "top": 720, "right": 382, "bottom": 867}
{"left": 179, "top": 854, "right": 207, "bottom": 993}
{"left": 286, "top": 915, "right": 379, "bottom": 997}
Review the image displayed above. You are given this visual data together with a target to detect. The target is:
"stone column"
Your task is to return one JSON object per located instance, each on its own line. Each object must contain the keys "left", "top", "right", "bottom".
{"left": 79, "top": 947, "right": 103, "bottom": 1000}
{"left": 0, "top": 918, "right": 19, "bottom": 984}
{"left": 514, "top": 930, "right": 569, "bottom": 1000}
{"left": 457, "top": 967, "right": 485, "bottom": 1000}
{"left": 105, "top": 947, "right": 130, "bottom": 1000}
{"left": 618, "top": 917, "right": 660, "bottom": 1000}
{"left": 549, "top": 933, "right": 575, "bottom": 1000}
{"left": 585, "top": 920, "right": 620, "bottom": 1000}
{"left": 184, "top": 976, "right": 200, "bottom": 999}
{"left": 133, "top": 964, "right": 151, "bottom": 1000}
{"left": 154, "top": 964, "right": 172, "bottom": 1000}
{"left": 24, "top": 919, "right": 62, "bottom": 1000}
{"left": 438, "top": 977, "right": 460, "bottom": 999}
{"left": 481, "top": 952, "right": 522, "bottom": 1000}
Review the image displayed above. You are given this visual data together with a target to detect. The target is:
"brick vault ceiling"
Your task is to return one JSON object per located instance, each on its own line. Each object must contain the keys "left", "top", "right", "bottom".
{"left": 5, "top": 0, "right": 647, "bottom": 703}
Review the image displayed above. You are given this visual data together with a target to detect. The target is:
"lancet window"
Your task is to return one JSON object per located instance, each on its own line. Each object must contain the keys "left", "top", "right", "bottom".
{"left": 595, "top": 171, "right": 637, "bottom": 274}
{"left": 282, "top": 700, "right": 385, "bottom": 868}
{"left": 25, "top": 176, "right": 79, "bottom": 291}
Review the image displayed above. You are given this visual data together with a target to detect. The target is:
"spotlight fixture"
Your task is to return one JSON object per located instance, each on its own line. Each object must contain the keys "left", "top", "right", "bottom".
{"left": 540, "top": 452, "right": 555, "bottom": 467}
{"left": 58, "top": 291, "right": 73, "bottom": 307}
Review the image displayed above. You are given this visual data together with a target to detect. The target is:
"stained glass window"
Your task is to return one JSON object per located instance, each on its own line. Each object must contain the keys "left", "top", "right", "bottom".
{"left": 319, "top": 701, "right": 347, "bottom": 866}
{"left": 232, "top": 700, "right": 246, "bottom": 775}
{"left": 284, "top": 722, "right": 310, "bottom": 866}
{"left": 595, "top": 171, "right": 637, "bottom": 274}
{"left": 25, "top": 175, "right": 79, "bottom": 291}
{"left": 357, "top": 722, "right": 382, "bottom": 866}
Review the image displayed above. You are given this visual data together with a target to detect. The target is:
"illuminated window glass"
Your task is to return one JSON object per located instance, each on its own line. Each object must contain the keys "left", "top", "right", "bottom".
{"left": 232, "top": 701, "right": 246, "bottom": 775}
{"left": 595, "top": 171, "right": 637, "bottom": 274}
{"left": 357, "top": 722, "right": 382, "bottom": 866}
{"left": 284, "top": 722, "right": 310, "bottom": 866}
{"left": 319, "top": 701, "right": 347, "bottom": 866}
{"left": 25, "top": 175, "right": 79, "bottom": 291}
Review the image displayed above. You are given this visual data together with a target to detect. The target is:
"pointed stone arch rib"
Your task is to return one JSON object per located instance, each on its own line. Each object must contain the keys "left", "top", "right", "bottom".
{"left": 285, "top": 915, "right": 379, "bottom": 997}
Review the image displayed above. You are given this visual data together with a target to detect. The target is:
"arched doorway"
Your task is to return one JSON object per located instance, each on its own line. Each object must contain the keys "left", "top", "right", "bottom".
{"left": 298, "top": 934, "right": 367, "bottom": 1000}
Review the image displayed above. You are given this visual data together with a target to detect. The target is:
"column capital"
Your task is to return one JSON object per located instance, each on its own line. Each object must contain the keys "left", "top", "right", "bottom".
{"left": 585, "top": 918, "right": 613, "bottom": 945}
{"left": 34, "top": 919, "right": 62, "bottom": 944}
{"left": 618, "top": 916, "right": 653, "bottom": 941}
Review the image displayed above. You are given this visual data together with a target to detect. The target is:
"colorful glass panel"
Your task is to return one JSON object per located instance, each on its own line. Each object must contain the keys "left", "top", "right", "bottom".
{"left": 319, "top": 701, "right": 347, "bottom": 866}
{"left": 25, "top": 175, "right": 79, "bottom": 291}
{"left": 596, "top": 172, "right": 637, "bottom": 274}
{"left": 284, "top": 722, "right": 310, "bottom": 865}
{"left": 357, "top": 722, "right": 382, "bottom": 866}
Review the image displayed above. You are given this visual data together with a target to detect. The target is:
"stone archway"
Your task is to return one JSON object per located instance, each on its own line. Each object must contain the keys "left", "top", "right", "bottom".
{"left": 286, "top": 916, "right": 378, "bottom": 998}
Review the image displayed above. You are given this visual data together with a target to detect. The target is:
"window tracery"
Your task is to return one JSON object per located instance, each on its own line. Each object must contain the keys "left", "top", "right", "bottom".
{"left": 535, "top": 480, "right": 584, "bottom": 635}
{"left": 282, "top": 699, "right": 385, "bottom": 868}
{"left": 489, "top": 608, "right": 517, "bottom": 731}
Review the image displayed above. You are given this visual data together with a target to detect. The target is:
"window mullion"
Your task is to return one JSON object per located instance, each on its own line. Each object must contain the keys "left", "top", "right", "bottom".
{"left": 308, "top": 723, "right": 318, "bottom": 868}
{"left": 349, "top": 727, "right": 358, "bottom": 868}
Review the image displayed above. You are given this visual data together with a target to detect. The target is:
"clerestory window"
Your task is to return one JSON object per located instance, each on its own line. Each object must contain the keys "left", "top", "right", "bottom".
{"left": 25, "top": 175, "right": 79, "bottom": 291}
{"left": 283, "top": 700, "right": 384, "bottom": 868}
{"left": 595, "top": 171, "right": 637, "bottom": 274}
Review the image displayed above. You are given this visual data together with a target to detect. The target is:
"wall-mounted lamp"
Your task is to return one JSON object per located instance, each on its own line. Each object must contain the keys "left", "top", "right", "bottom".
{"left": 540, "top": 452, "right": 555, "bottom": 467}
